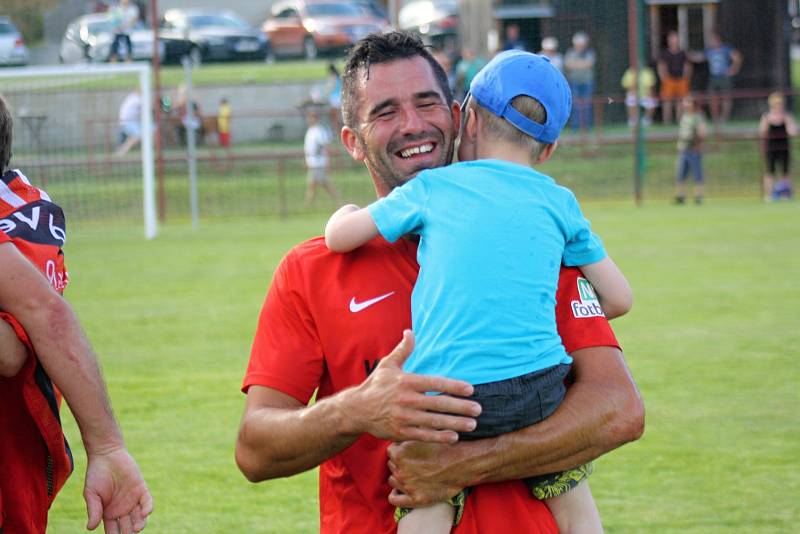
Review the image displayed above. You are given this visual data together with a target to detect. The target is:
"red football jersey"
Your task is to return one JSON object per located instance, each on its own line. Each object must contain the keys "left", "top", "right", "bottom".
{"left": 244, "top": 237, "right": 619, "bottom": 534}
{"left": 0, "top": 169, "right": 72, "bottom": 533}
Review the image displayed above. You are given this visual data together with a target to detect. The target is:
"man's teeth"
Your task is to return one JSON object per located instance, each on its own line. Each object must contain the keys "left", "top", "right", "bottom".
{"left": 400, "top": 144, "right": 434, "bottom": 158}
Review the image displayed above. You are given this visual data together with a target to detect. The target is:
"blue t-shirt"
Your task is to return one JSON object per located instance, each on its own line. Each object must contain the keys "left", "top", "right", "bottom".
{"left": 368, "top": 159, "right": 606, "bottom": 385}
{"left": 706, "top": 45, "right": 733, "bottom": 77}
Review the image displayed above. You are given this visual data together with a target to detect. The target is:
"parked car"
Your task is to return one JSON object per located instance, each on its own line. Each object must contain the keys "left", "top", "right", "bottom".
{"left": 0, "top": 17, "right": 29, "bottom": 66}
{"left": 58, "top": 13, "right": 192, "bottom": 64}
{"left": 262, "top": 0, "right": 389, "bottom": 59}
{"left": 398, "top": 0, "right": 459, "bottom": 49}
{"left": 159, "top": 9, "right": 270, "bottom": 65}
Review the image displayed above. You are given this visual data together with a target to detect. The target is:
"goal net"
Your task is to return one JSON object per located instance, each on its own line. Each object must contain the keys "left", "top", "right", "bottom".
{"left": 0, "top": 63, "right": 157, "bottom": 239}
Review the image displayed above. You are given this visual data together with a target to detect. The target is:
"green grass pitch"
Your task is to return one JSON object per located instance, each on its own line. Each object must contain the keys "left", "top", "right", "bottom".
{"left": 46, "top": 199, "right": 798, "bottom": 533}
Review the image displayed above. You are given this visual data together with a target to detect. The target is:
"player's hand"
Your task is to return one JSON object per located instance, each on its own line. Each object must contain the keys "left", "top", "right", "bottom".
{"left": 84, "top": 447, "right": 153, "bottom": 534}
{"left": 387, "top": 440, "right": 466, "bottom": 507}
{"left": 342, "top": 330, "right": 480, "bottom": 444}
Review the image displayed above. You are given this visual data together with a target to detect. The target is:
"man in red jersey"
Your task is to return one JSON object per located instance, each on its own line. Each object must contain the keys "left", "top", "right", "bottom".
{"left": 236, "top": 31, "right": 644, "bottom": 533}
{"left": 0, "top": 96, "right": 152, "bottom": 534}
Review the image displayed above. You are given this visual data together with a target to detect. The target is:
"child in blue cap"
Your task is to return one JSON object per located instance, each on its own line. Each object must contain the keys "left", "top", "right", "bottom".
{"left": 325, "top": 50, "right": 631, "bottom": 533}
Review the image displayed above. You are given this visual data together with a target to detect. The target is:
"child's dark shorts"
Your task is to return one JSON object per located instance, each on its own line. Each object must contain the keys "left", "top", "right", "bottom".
{"left": 395, "top": 363, "right": 594, "bottom": 525}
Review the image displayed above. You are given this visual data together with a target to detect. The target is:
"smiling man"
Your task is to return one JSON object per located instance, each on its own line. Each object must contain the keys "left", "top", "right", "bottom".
{"left": 236, "top": 31, "right": 643, "bottom": 533}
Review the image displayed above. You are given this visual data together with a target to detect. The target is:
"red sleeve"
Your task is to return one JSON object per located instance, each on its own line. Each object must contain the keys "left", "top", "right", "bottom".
{"left": 555, "top": 266, "right": 620, "bottom": 353}
{"left": 241, "top": 250, "right": 324, "bottom": 404}
{"left": 0, "top": 231, "right": 9, "bottom": 244}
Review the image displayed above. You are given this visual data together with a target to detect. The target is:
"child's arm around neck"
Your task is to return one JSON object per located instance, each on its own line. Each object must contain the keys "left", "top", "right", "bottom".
{"left": 325, "top": 204, "right": 380, "bottom": 252}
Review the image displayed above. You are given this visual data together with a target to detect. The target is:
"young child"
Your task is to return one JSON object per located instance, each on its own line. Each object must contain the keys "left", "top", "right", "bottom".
{"left": 674, "top": 95, "right": 707, "bottom": 205}
{"left": 325, "top": 51, "right": 632, "bottom": 534}
{"left": 217, "top": 97, "right": 232, "bottom": 148}
{"left": 759, "top": 92, "right": 797, "bottom": 201}
{"left": 303, "top": 104, "right": 340, "bottom": 207}
{"left": 621, "top": 65, "right": 658, "bottom": 127}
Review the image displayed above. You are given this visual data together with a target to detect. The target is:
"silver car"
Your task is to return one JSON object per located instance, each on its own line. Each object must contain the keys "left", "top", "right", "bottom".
{"left": 0, "top": 17, "right": 29, "bottom": 66}
{"left": 59, "top": 13, "right": 162, "bottom": 63}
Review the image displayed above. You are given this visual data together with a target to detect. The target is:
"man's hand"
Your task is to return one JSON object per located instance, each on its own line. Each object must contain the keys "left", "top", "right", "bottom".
{"left": 387, "top": 441, "right": 465, "bottom": 508}
{"left": 84, "top": 448, "right": 153, "bottom": 534}
{"left": 341, "top": 330, "right": 481, "bottom": 444}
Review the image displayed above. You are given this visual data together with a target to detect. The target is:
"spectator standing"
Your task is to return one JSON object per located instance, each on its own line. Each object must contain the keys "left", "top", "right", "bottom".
{"left": 109, "top": 0, "right": 140, "bottom": 63}
{"left": 502, "top": 23, "right": 527, "bottom": 51}
{"left": 703, "top": 32, "right": 743, "bottom": 123}
{"left": 674, "top": 95, "right": 707, "bottom": 205}
{"left": 759, "top": 92, "right": 797, "bottom": 201}
{"left": 621, "top": 65, "right": 658, "bottom": 126}
{"left": 115, "top": 89, "right": 142, "bottom": 156}
{"left": 564, "top": 32, "right": 596, "bottom": 131}
{"left": 454, "top": 47, "right": 487, "bottom": 102}
{"left": 217, "top": 97, "right": 232, "bottom": 149}
{"left": 657, "top": 31, "right": 692, "bottom": 124}
{"left": 539, "top": 36, "right": 563, "bottom": 72}
{"left": 303, "top": 105, "right": 340, "bottom": 207}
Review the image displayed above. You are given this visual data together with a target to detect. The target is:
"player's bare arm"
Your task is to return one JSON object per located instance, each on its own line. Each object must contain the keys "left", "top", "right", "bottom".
{"left": 236, "top": 330, "right": 481, "bottom": 482}
{"left": 0, "top": 316, "right": 28, "bottom": 377}
{"left": 0, "top": 242, "right": 152, "bottom": 533}
{"left": 387, "top": 345, "right": 644, "bottom": 507}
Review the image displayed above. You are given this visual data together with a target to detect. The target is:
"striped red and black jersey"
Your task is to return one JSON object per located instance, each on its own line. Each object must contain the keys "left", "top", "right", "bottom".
{"left": 0, "top": 168, "right": 73, "bottom": 532}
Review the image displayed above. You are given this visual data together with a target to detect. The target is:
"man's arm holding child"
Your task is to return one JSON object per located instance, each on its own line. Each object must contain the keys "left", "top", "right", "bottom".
{"left": 388, "top": 344, "right": 644, "bottom": 507}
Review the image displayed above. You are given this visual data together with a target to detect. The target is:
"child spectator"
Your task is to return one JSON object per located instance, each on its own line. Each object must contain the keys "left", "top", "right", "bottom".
{"left": 217, "top": 97, "right": 232, "bottom": 149}
{"left": 325, "top": 51, "right": 632, "bottom": 534}
{"left": 621, "top": 65, "right": 658, "bottom": 126}
{"left": 759, "top": 92, "right": 797, "bottom": 201}
{"left": 674, "top": 95, "right": 707, "bottom": 204}
{"left": 303, "top": 105, "right": 340, "bottom": 207}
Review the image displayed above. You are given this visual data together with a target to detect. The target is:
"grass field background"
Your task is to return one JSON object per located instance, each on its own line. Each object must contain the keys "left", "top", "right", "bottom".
{"left": 43, "top": 198, "right": 799, "bottom": 533}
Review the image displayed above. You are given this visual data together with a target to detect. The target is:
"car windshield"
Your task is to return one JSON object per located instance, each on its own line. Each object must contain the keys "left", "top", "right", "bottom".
{"left": 188, "top": 14, "right": 248, "bottom": 29}
{"left": 87, "top": 19, "right": 113, "bottom": 36}
{"left": 306, "top": 4, "right": 364, "bottom": 17}
{"left": 0, "top": 22, "right": 17, "bottom": 35}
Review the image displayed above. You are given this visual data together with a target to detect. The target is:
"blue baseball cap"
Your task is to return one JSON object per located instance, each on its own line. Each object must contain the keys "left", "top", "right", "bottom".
{"left": 466, "top": 50, "right": 572, "bottom": 144}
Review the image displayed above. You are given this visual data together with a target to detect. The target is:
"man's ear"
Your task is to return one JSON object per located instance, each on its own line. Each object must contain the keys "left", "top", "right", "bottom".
{"left": 341, "top": 127, "right": 364, "bottom": 161}
{"left": 465, "top": 108, "right": 479, "bottom": 141}
{"left": 535, "top": 141, "right": 558, "bottom": 164}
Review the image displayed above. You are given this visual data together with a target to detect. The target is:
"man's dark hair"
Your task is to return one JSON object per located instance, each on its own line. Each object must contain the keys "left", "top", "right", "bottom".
{"left": 0, "top": 96, "right": 12, "bottom": 173}
{"left": 341, "top": 31, "right": 452, "bottom": 129}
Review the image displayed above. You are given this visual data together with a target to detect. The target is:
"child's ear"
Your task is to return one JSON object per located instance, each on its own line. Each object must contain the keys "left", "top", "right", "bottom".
{"left": 535, "top": 141, "right": 558, "bottom": 164}
{"left": 341, "top": 127, "right": 364, "bottom": 161}
{"left": 465, "top": 108, "right": 479, "bottom": 141}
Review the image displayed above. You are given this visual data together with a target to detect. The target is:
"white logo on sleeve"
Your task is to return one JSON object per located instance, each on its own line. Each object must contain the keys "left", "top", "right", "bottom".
{"left": 349, "top": 291, "right": 395, "bottom": 313}
{"left": 571, "top": 278, "right": 605, "bottom": 318}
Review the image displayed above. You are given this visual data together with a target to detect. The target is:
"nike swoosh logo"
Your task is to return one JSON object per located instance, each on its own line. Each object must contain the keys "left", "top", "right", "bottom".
{"left": 349, "top": 292, "right": 395, "bottom": 313}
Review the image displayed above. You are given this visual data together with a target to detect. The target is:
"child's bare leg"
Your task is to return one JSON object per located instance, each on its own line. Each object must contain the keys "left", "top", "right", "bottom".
{"left": 0, "top": 319, "right": 28, "bottom": 377}
{"left": 397, "top": 503, "right": 455, "bottom": 534}
{"left": 544, "top": 480, "right": 603, "bottom": 534}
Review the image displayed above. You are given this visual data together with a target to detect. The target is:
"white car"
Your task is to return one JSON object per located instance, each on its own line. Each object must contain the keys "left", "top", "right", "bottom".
{"left": 59, "top": 13, "right": 163, "bottom": 63}
{"left": 0, "top": 17, "right": 29, "bottom": 66}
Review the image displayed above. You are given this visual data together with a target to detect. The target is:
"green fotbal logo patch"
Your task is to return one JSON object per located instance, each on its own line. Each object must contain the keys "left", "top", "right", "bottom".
{"left": 571, "top": 278, "right": 604, "bottom": 318}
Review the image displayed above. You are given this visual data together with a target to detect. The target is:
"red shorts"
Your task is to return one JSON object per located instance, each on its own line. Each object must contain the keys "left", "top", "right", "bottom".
{"left": 218, "top": 131, "right": 231, "bottom": 147}
{"left": 660, "top": 76, "right": 690, "bottom": 100}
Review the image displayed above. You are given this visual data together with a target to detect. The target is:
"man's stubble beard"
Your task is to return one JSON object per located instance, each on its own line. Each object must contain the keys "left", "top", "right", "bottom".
{"left": 357, "top": 130, "right": 456, "bottom": 195}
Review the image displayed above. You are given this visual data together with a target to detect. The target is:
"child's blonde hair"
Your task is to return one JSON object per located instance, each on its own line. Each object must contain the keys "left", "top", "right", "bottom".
{"left": 468, "top": 95, "right": 549, "bottom": 163}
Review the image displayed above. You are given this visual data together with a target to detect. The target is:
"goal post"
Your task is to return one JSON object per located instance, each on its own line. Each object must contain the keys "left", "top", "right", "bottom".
{"left": 0, "top": 63, "right": 158, "bottom": 239}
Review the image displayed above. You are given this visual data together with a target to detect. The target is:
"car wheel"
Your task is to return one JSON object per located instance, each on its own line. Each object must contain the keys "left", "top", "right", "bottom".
{"left": 303, "top": 37, "right": 318, "bottom": 60}
{"left": 188, "top": 46, "right": 202, "bottom": 67}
